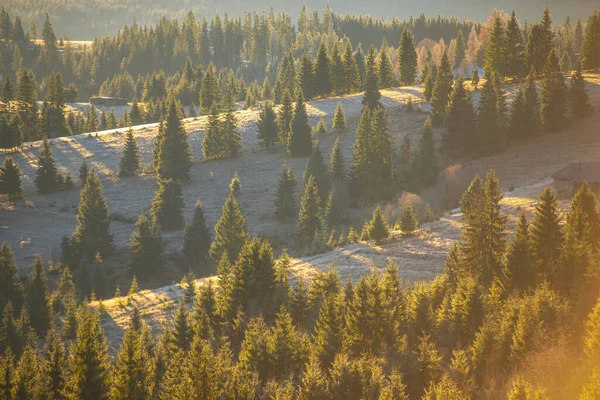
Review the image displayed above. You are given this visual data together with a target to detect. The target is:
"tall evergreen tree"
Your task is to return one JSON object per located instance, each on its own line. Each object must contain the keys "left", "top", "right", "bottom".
{"left": 416, "top": 117, "right": 438, "bottom": 186}
{"left": 365, "top": 205, "right": 389, "bottom": 244}
{"left": 16, "top": 69, "right": 39, "bottom": 143}
{"left": 35, "top": 138, "right": 61, "bottom": 193}
{"left": 210, "top": 193, "right": 248, "bottom": 263}
{"left": 296, "top": 53, "right": 315, "bottom": 100}
{"left": 332, "top": 102, "right": 347, "bottom": 132}
{"left": 312, "top": 293, "right": 343, "bottom": 370}
{"left": 541, "top": 49, "right": 568, "bottom": 132}
{"left": 257, "top": 101, "right": 278, "bottom": 152}
{"left": 202, "top": 102, "right": 223, "bottom": 159}
{"left": 398, "top": 28, "right": 418, "bottom": 85}
{"left": 0, "top": 242, "right": 24, "bottom": 316}
{"left": 378, "top": 46, "right": 393, "bottom": 89}
{"left": 109, "top": 327, "right": 153, "bottom": 400}
{"left": 505, "top": 212, "right": 535, "bottom": 292}
{"left": 277, "top": 90, "right": 293, "bottom": 143}
{"left": 150, "top": 178, "right": 185, "bottom": 231}
{"left": 297, "top": 175, "right": 323, "bottom": 247}
{"left": 287, "top": 91, "right": 312, "bottom": 157}
{"left": 509, "top": 85, "right": 528, "bottom": 139}
{"left": 0, "top": 157, "right": 23, "bottom": 199}
{"left": 477, "top": 75, "right": 506, "bottom": 155}
{"left": 329, "top": 42, "right": 345, "bottom": 94}
{"left": 1, "top": 76, "right": 14, "bottom": 113}
{"left": 398, "top": 204, "right": 418, "bottom": 235}
{"left": 342, "top": 42, "right": 361, "bottom": 93}
{"left": 118, "top": 128, "right": 140, "bottom": 177}
{"left": 454, "top": 29, "right": 466, "bottom": 69}
{"left": 314, "top": 42, "right": 331, "bottom": 98}
{"left": 581, "top": 11, "right": 600, "bottom": 70}
{"left": 431, "top": 51, "right": 453, "bottom": 125}
{"left": 128, "top": 98, "right": 144, "bottom": 126}
{"left": 155, "top": 98, "right": 192, "bottom": 182}
{"left": 530, "top": 187, "right": 563, "bottom": 279}
{"left": 329, "top": 138, "right": 346, "bottom": 181}
{"left": 444, "top": 77, "right": 476, "bottom": 156}
{"left": 27, "top": 255, "right": 50, "bottom": 337}
{"left": 524, "top": 68, "right": 542, "bottom": 137}
{"left": 484, "top": 15, "right": 506, "bottom": 77}
{"left": 183, "top": 201, "right": 212, "bottom": 269}
{"left": 130, "top": 215, "right": 163, "bottom": 276}
{"left": 303, "top": 142, "right": 330, "bottom": 207}
{"left": 362, "top": 46, "right": 382, "bottom": 110}
{"left": 72, "top": 168, "right": 113, "bottom": 262}
{"left": 274, "top": 163, "right": 298, "bottom": 221}
{"left": 200, "top": 64, "right": 218, "bottom": 114}
{"left": 570, "top": 64, "right": 592, "bottom": 119}
{"left": 505, "top": 11, "right": 526, "bottom": 79}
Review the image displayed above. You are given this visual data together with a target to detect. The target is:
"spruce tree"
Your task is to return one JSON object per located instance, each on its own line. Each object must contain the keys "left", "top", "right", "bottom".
{"left": 296, "top": 53, "right": 315, "bottom": 100}
{"left": 202, "top": 102, "right": 222, "bottom": 159}
{"left": 303, "top": 142, "right": 330, "bottom": 207}
{"left": 399, "top": 204, "right": 419, "bottom": 235}
{"left": 505, "top": 11, "right": 526, "bottom": 79}
{"left": 257, "top": 101, "right": 278, "bottom": 152}
{"left": 343, "top": 42, "right": 361, "bottom": 93}
{"left": 541, "top": 49, "right": 568, "bottom": 132}
{"left": 332, "top": 102, "right": 347, "bottom": 132}
{"left": 477, "top": 75, "right": 506, "bottom": 156}
{"left": 297, "top": 175, "right": 323, "bottom": 247}
{"left": 314, "top": 42, "right": 331, "bottom": 98}
{"left": 366, "top": 205, "right": 389, "bottom": 244}
{"left": 570, "top": 64, "right": 592, "bottom": 120}
{"left": 484, "top": 15, "right": 506, "bottom": 77}
{"left": 109, "top": 327, "right": 153, "bottom": 400}
{"left": 45, "top": 330, "right": 66, "bottom": 399}
{"left": 222, "top": 89, "right": 242, "bottom": 158}
{"left": 530, "top": 187, "right": 563, "bottom": 279}
{"left": 155, "top": 98, "right": 192, "bottom": 182}
{"left": 27, "top": 255, "right": 50, "bottom": 337}
{"left": 329, "top": 42, "right": 345, "bottom": 94}
{"left": 509, "top": 85, "right": 528, "bottom": 139}
{"left": 330, "top": 137, "right": 346, "bottom": 181}
{"left": 324, "top": 188, "right": 345, "bottom": 228}
{"left": 362, "top": 45, "right": 382, "bottom": 110}
{"left": 471, "top": 68, "right": 480, "bottom": 89}
{"left": 72, "top": 168, "right": 113, "bottom": 262}
{"left": 128, "top": 98, "right": 144, "bottom": 126}
{"left": 0, "top": 242, "right": 25, "bottom": 316}
{"left": 78, "top": 159, "right": 89, "bottom": 186}
{"left": 118, "top": 128, "right": 140, "bottom": 178}
{"left": 35, "top": 138, "right": 61, "bottom": 193}
{"left": 444, "top": 77, "right": 476, "bottom": 156}
{"left": 524, "top": 68, "right": 541, "bottom": 137}
{"left": 183, "top": 201, "right": 212, "bottom": 268}
{"left": 416, "top": 117, "right": 438, "bottom": 186}
{"left": 16, "top": 69, "right": 39, "bottom": 143}
{"left": 454, "top": 29, "right": 466, "bottom": 69}
{"left": 277, "top": 90, "right": 293, "bottom": 143}
{"left": 581, "top": 11, "right": 600, "bottom": 70}
{"left": 312, "top": 293, "right": 343, "bottom": 370}
{"left": 64, "top": 307, "right": 111, "bottom": 400}
{"left": 274, "top": 163, "right": 298, "bottom": 221}
{"left": 150, "top": 178, "right": 184, "bottom": 231}
{"left": 210, "top": 193, "right": 248, "bottom": 263}
{"left": 200, "top": 64, "right": 218, "bottom": 114}
{"left": 287, "top": 91, "right": 312, "bottom": 157}
{"left": 378, "top": 46, "right": 393, "bottom": 89}
{"left": 431, "top": 51, "right": 453, "bottom": 125}
{"left": 1, "top": 76, "right": 13, "bottom": 113}
{"left": 398, "top": 28, "right": 418, "bottom": 85}
{"left": 0, "top": 157, "right": 23, "bottom": 199}
{"left": 505, "top": 212, "right": 535, "bottom": 292}
{"left": 130, "top": 215, "right": 163, "bottom": 276}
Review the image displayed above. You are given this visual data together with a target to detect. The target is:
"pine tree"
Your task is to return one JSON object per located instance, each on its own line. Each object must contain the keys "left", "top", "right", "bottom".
{"left": 0, "top": 243, "right": 24, "bottom": 316}
{"left": 431, "top": 51, "right": 453, "bottom": 125}
{"left": 509, "top": 85, "right": 528, "bottom": 139}
{"left": 329, "top": 42, "right": 345, "bottom": 94}
{"left": 261, "top": 77, "right": 272, "bottom": 101}
{"left": 297, "top": 175, "right": 323, "bottom": 247}
{"left": 312, "top": 293, "right": 343, "bottom": 370}
{"left": 151, "top": 178, "right": 184, "bottom": 231}
{"left": 287, "top": 91, "right": 312, "bottom": 157}
{"left": 530, "top": 187, "right": 563, "bottom": 279}
{"left": 274, "top": 163, "right": 298, "bottom": 221}
{"left": 118, "top": 128, "right": 140, "bottom": 177}
{"left": 222, "top": 89, "right": 242, "bottom": 158}
{"left": 27, "top": 255, "right": 50, "bottom": 337}
{"left": 378, "top": 46, "right": 393, "bottom": 89}
{"left": 362, "top": 45, "right": 382, "bottom": 110}
{"left": 454, "top": 29, "right": 466, "bottom": 69}
{"left": 399, "top": 204, "right": 419, "bottom": 235}
{"left": 329, "top": 137, "right": 346, "bottom": 181}
{"left": 78, "top": 159, "right": 89, "bottom": 185}
{"left": 471, "top": 68, "right": 480, "bottom": 89}
{"left": 155, "top": 98, "right": 192, "bottom": 182}
{"left": 16, "top": 69, "right": 39, "bottom": 143}
{"left": 172, "top": 299, "right": 192, "bottom": 351}
{"left": 35, "top": 138, "right": 61, "bottom": 193}
{"left": 45, "top": 330, "right": 66, "bottom": 399}
{"left": 343, "top": 42, "right": 361, "bottom": 93}
{"left": 200, "top": 64, "right": 218, "bottom": 114}
{"left": 484, "top": 15, "right": 506, "bottom": 77}
{"left": 202, "top": 102, "right": 222, "bottom": 159}
{"left": 277, "top": 90, "right": 293, "bottom": 143}
{"left": 541, "top": 49, "right": 569, "bottom": 132}
{"left": 128, "top": 98, "right": 144, "bottom": 126}
{"left": 366, "top": 205, "right": 389, "bottom": 244}
{"left": 1, "top": 76, "right": 14, "bottom": 113}
{"left": 504, "top": 11, "right": 526, "bottom": 79}
{"left": 581, "top": 11, "right": 600, "bottom": 70}
{"left": 0, "top": 157, "right": 23, "bottom": 199}
{"left": 109, "top": 327, "right": 153, "bottom": 400}
{"left": 257, "top": 101, "right": 278, "bottom": 152}
{"left": 84, "top": 105, "right": 98, "bottom": 133}
{"left": 314, "top": 42, "right": 331, "bottom": 98}
{"left": 72, "top": 168, "right": 113, "bottom": 262}
{"left": 130, "top": 215, "right": 163, "bottom": 276}
{"left": 444, "top": 77, "right": 476, "bottom": 156}
{"left": 570, "top": 64, "right": 592, "bottom": 119}
{"left": 64, "top": 307, "right": 111, "bottom": 400}
{"left": 477, "top": 75, "right": 506, "bottom": 156}
{"left": 183, "top": 201, "right": 212, "bottom": 268}
{"left": 416, "top": 117, "right": 438, "bottom": 186}
{"left": 296, "top": 53, "right": 315, "bottom": 100}
{"left": 324, "top": 188, "right": 345, "bottom": 228}
{"left": 303, "top": 142, "right": 330, "bottom": 207}
{"left": 210, "top": 193, "right": 248, "bottom": 263}
{"left": 524, "top": 68, "right": 542, "bottom": 137}
{"left": 332, "top": 102, "right": 347, "bottom": 132}
{"left": 505, "top": 212, "right": 535, "bottom": 292}
{"left": 398, "top": 28, "right": 418, "bottom": 85}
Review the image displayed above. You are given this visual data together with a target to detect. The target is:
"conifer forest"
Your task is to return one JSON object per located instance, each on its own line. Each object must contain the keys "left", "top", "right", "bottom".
{"left": 2, "top": 2, "right": 600, "bottom": 399}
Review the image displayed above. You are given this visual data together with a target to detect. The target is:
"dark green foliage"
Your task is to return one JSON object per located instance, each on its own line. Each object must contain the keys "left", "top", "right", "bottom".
{"left": 324, "top": 188, "right": 345, "bottom": 228}
{"left": 454, "top": 29, "right": 466, "bottom": 69}
{"left": 329, "top": 137, "right": 346, "bottom": 181}
{"left": 35, "top": 138, "right": 62, "bottom": 193}
{"left": 416, "top": 117, "right": 438, "bottom": 186}
{"left": 505, "top": 212, "right": 535, "bottom": 292}
{"left": 444, "top": 77, "right": 476, "bottom": 156}
{"left": 64, "top": 306, "right": 111, "bottom": 400}
{"left": 343, "top": 42, "right": 361, "bottom": 93}
{"left": 72, "top": 168, "right": 114, "bottom": 262}
{"left": 45, "top": 330, "right": 67, "bottom": 399}
{"left": 505, "top": 11, "right": 526, "bottom": 79}
{"left": 287, "top": 91, "right": 312, "bottom": 157}
{"left": 172, "top": 299, "right": 192, "bottom": 351}
{"left": 313, "top": 42, "right": 331, "bottom": 98}
{"left": 296, "top": 53, "right": 315, "bottom": 100}
{"left": 79, "top": 160, "right": 89, "bottom": 186}
{"left": 257, "top": 101, "right": 278, "bottom": 151}
{"left": 582, "top": 11, "right": 600, "bottom": 70}
{"left": 431, "top": 51, "right": 453, "bottom": 125}
{"left": 27, "top": 255, "right": 50, "bottom": 337}
{"left": 303, "top": 142, "right": 330, "bottom": 207}
{"left": 202, "top": 102, "right": 222, "bottom": 159}
{"left": 365, "top": 205, "right": 389, "bottom": 244}
{"left": 509, "top": 85, "right": 527, "bottom": 139}
{"left": 398, "top": 204, "right": 418, "bottom": 235}
{"left": 0, "top": 242, "right": 24, "bottom": 319}
{"left": 118, "top": 128, "right": 140, "bottom": 177}
{"left": 183, "top": 201, "right": 212, "bottom": 269}
{"left": 222, "top": 90, "right": 242, "bottom": 158}
{"left": 471, "top": 68, "right": 480, "bottom": 90}
{"left": 332, "top": 102, "right": 347, "bottom": 132}
{"left": 200, "top": 64, "right": 218, "bottom": 114}
{"left": 151, "top": 178, "right": 185, "bottom": 231}
{"left": 570, "top": 64, "right": 592, "bottom": 119}
{"left": 109, "top": 326, "right": 153, "bottom": 400}
{"left": 277, "top": 90, "right": 293, "bottom": 143}
{"left": 40, "top": 73, "right": 69, "bottom": 138}
{"left": 0, "top": 158, "right": 23, "bottom": 199}
{"left": 398, "top": 28, "right": 418, "bottom": 85}
{"left": 477, "top": 75, "right": 506, "bottom": 155}
{"left": 16, "top": 69, "right": 39, "bottom": 143}
{"left": 128, "top": 98, "right": 144, "bottom": 126}
{"left": 274, "top": 163, "right": 298, "bottom": 221}
{"left": 541, "top": 49, "right": 569, "bottom": 132}
{"left": 530, "top": 187, "right": 563, "bottom": 279}
{"left": 362, "top": 46, "right": 382, "bottom": 110}
{"left": 378, "top": 46, "right": 393, "bottom": 89}
{"left": 210, "top": 193, "right": 248, "bottom": 263}
{"left": 484, "top": 15, "right": 505, "bottom": 77}
{"left": 330, "top": 42, "right": 345, "bottom": 94}
{"left": 297, "top": 175, "right": 323, "bottom": 247}
{"left": 154, "top": 98, "right": 192, "bottom": 182}
{"left": 130, "top": 215, "right": 163, "bottom": 276}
